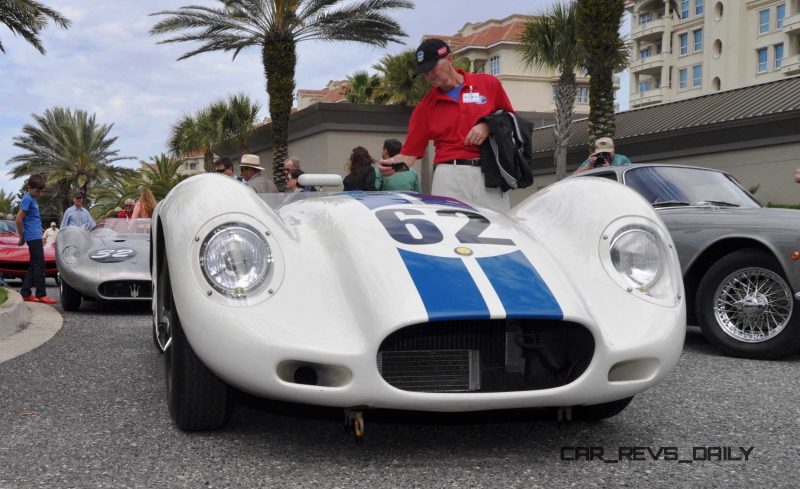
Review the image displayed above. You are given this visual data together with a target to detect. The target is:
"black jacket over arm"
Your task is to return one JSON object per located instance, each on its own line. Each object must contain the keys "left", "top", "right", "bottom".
{"left": 478, "top": 111, "right": 534, "bottom": 192}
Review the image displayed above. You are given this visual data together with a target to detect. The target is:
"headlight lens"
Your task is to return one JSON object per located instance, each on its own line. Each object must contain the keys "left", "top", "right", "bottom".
{"left": 200, "top": 223, "right": 272, "bottom": 298}
{"left": 609, "top": 227, "right": 662, "bottom": 291}
{"left": 62, "top": 246, "right": 80, "bottom": 266}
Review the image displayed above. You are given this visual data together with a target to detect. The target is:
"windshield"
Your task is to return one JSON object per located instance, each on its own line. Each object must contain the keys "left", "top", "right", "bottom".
{"left": 623, "top": 167, "right": 760, "bottom": 208}
{"left": 91, "top": 218, "right": 151, "bottom": 236}
{"left": 0, "top": 220, "right": 16, "bottom": 234}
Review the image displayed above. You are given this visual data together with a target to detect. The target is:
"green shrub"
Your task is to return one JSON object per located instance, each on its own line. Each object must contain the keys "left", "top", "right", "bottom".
{"left": 767, "top": 202, "right": 800, "bottom": 210}
{"left": 0, "top": 286, "right": 7, "bottom": 307}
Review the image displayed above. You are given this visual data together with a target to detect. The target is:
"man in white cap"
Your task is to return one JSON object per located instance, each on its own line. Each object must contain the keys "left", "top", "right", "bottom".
{"left": 574, "top": 137, "right": 631, "bottom": 173}
{"left": 239, "top": 154, "right": 278, "bottom": 193}
{"left": 42, "top": 221, "right": 59, "bottom": 245}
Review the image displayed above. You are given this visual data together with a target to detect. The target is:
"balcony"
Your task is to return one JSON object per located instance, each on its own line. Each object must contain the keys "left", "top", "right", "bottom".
{"left": 782, "top": 54, "right": 800, "bottom": 75}
{"left": 630, "top": 53, "right": 666, "bottom": 75}
{"left": 630, "top": 87, "right": 667, "bottom": 107}
{"left": 627, "top": 0, "right": 659, "bottom": 12}
{"left": 783, "top": 13, "right": 800, "bottom": 34}
{"left": 631, "top": 17, "right": 667, "bottom": 41}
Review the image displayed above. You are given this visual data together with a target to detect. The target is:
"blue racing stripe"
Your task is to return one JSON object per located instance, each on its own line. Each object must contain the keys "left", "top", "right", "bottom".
{"left": 477, "top": 251, "right": 563, "bottom": 319}
{"left": 398, "top": 249, "right": 489, "bottom": 321}
{"left": 347, "top": 192, "right": 413, "bottom": 210}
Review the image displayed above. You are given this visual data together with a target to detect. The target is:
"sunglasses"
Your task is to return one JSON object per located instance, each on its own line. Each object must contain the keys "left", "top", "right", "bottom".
{"left": 74, "top": 196, "right": 83, "bottom": 200}
{"left": 216, "top": 169, "right": 227, "bottom": 173}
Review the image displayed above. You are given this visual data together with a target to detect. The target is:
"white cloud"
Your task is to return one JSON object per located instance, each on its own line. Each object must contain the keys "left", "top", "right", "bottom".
{"left": 0, "top": 0, "right": 630, "bottom": 196}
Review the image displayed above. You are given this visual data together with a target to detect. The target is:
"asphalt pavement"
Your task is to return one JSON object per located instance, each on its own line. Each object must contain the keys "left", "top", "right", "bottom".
{"left": 1, "top": 284, "right": 800, "bottom": 488}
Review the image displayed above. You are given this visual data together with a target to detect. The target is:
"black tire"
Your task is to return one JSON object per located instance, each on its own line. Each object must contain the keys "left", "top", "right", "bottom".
{"left": 696, "top": 248, "right": 800, "bottom": 359}
{"left": 573, "top": 397, "right": 633, "bottom": 421}
{"left": 59, "top": 279, "right": 81, "bottom": 311}
{"left": 164, "top": 278, "right": 230, "bottom": 431}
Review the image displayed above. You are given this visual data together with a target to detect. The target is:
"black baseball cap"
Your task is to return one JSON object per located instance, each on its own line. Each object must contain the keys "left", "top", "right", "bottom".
{"left": 414, "top": 38, "right": 451, "bottom": 75}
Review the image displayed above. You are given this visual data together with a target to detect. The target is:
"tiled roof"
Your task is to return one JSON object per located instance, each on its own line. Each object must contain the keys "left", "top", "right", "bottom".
{"left": 425, "top": 14, "right": 529, "bottom": 53}
{"left": 297, "top": 81, "right": 348, "bottom": 105}
{"left": 532, "top": 76, "right": 800, "bottom": 154}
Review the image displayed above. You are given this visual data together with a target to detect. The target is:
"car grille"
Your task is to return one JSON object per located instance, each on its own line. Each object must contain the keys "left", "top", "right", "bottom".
{"left": 98, "top": 280, "right": 152, "bottom": 299}
{"left": 378, "top": 319, "right": 594, "bottom": 393}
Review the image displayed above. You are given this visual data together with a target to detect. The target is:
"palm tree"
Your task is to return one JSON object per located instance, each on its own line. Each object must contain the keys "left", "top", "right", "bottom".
{"left": 151, "top": 0, "right": 412, "bottom": 188}
{"left": 345, "top": 70, "right": 384, "bottom": 104}
{"left": 520, "top": 2, "right": 582, "bottom": 181}
{"left": 140, "top": 153, "right": 185, "bottom": 201}
{"left": 373, "top": 49, "right": 429, "bottom": 106}
{"left": 575, "top": 0, "right": 629, "bottom": 145}
{"left": 0, "top": 0, "right": 70, "bottom": 54}
{"left": 220, "top": 93, "right": 261, "bottom": 157}
{"left": 7, "top": 107, "right": 135, "bottom": 214}
{"left": 168, "top": 104, "right": 225, "bottom": 173}
{"left": 88, "top": 174, "right": 141, "bottom": 220}
{"left": 0, "top": 189, "right": 15, "bottom": 215}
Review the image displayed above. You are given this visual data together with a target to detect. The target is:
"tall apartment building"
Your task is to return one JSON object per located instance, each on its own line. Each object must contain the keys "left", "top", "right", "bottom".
{"left": 628, "top": 0, "right": 794, "bottom": 108}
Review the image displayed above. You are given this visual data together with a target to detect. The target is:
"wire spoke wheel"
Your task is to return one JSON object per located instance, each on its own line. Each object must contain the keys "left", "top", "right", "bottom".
{"left": 713, "top": 267, "right": 792, "bottom": 343}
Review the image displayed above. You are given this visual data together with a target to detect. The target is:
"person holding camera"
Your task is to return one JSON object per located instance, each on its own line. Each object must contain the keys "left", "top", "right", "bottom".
{"left": 574, "top": 137, "right": 631, "bottom": 173}
{"left": 377, "top": 139, "right": 420, "bottom": 192}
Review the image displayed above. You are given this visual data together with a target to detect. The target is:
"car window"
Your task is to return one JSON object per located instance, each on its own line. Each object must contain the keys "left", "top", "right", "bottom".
{"left": 623, "top": 167, "right": 760, "bottom": 208}
{"left": 0, "top": 220, "right": 16, "bottom": 234}
{"left": 92, "top": 218, "right": 152, "bottom": 236}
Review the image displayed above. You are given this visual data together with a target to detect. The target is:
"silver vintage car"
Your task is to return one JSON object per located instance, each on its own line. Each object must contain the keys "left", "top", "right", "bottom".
{"left": 575, "top": 164, "right": 800, "bottom": 359}
{"left": 56, "top": 218, "right": 152, "bottom": 311}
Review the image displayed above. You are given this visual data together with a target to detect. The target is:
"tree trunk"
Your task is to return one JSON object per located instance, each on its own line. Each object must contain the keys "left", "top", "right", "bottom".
{"left": 587, "top": 68, "right": 616, "bottom": 146}
{"left": 554, "top": 71, "right": 577, "bottom": 181}
{"left": 263, "top": 38, "right": 296, "bottom": 191}
{"left": 204, "top": 150, "right": 215, "bottom": 173}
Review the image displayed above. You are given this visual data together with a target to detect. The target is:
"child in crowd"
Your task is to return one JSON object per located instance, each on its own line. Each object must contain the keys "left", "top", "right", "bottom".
{"left": 16, "top": 174, "right": 57, "bottom": 304}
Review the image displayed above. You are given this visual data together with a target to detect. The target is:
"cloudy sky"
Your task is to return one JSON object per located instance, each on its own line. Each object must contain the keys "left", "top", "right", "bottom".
{"left": 0, "top": 0, "right": 630, "bottom": 196}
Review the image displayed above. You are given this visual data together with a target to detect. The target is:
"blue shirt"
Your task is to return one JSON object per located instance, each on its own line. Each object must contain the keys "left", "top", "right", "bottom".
{"left": 19, "top": 192, "right": 42, "bottom": 242}
{"left": 61, "top": 205, "right": 96, "bottom": 231}
{"left": 443, "top": 83, "right": 463, "bottom": 101}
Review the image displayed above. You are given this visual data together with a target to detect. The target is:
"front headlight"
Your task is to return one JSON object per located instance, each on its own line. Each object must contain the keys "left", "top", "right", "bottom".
{"left": 61, "top": 246, "right": 80, "bottom": 266}
{"left": 609, "top": 227, "right": 662, "bottom": 291}
{"left": 200, "top": 223, "right": 272, "bottom": 299}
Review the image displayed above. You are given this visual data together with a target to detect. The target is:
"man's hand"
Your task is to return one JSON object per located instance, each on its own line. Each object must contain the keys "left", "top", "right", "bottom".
{"left": 17, "top": 238, "right": 24, "bottom": 246}
{"left": 795, "top": 167, "right": 800, "bottom": 184}
{"left": 377, "top": 159, "right": 395, "bottom": 177}
{"left": 464, "top": 122, "right": 490, "bottom": 147}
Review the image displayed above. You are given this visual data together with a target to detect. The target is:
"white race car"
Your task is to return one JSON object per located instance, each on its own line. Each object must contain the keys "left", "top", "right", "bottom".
{"left": 151, "top": 174, "right": 685, "bottom": 433}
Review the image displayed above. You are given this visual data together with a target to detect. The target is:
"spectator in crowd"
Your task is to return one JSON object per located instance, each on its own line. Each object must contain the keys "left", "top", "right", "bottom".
{"left": 288, "top": 169, "right": 317, "bottom": 192}
{"left": 574, "top": 137, "right": 632, "bottom": 173}
{"left": 240, "top": 154, "right": 278, "bottom": 193}
{"left": 61, "top": 192, "right": 96, "bottom": 230}
{"left": 216, "top": 156, "right": 244, "bottom": 182}
{"left": 794, "top": 166, "right": 800, "bottom": 184}
{"left": 377, "top": 138, "right": 420, "bottom": 192}
{"left": 16, "top": 174, "right": 57, "bottom": 304}
{"left": 376, "top": 38, "right": 515, "bottom": 212}
{"left": 116, "top": 199, "right": 135, "bottom": 218}
{"left": 343, "top": 146, "right": 377, "bottom": 191}
{"left": 42, "top": 222, "right": 59, "bottom": 245}
{"left": 283, "top": 156, "right": 301, "bottom": 176}
{"left": 131, "top": 187, "right": 157, "bottom": 220}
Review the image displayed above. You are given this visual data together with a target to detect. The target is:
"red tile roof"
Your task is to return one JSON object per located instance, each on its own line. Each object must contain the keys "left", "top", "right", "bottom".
{"left": 425, "top": 14, "right": 530, "bottom": 53}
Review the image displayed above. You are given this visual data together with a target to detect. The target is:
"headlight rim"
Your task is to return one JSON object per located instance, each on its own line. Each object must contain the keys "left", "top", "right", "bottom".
{"left": 199, "top": 222, "right": 273, "bottom": 299}
{"left": 609, "top": 226, "right": 663, "bottom": 291}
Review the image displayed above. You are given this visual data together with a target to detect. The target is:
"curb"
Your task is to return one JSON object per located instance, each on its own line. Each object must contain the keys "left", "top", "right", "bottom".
{"left": 0, "top": 289, "right": 63, "bottom": 364}
{"left": 0, "top": 289, "right": 30, "bottom": 340}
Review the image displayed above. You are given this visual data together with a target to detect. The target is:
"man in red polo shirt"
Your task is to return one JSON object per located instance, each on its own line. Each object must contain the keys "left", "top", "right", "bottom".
{"left": 378, "top": 38, "right": 515, "bottom": 212}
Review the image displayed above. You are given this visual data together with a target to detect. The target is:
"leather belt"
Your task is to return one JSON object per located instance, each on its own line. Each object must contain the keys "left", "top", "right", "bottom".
{"left": 440, "top": 158, "right": 482, "bottom": 167}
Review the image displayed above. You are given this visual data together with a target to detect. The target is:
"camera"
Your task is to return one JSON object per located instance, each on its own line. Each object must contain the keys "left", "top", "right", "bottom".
{"left": 593, "top": 152, "right": 611, "bottom": 167}
{"left": 391, "top": 162, "right": 409, "bottom": 172}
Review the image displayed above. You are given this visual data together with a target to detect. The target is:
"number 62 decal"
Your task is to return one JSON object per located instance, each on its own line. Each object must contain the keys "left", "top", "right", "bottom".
{"left": 376, "top": 209, "right": 514, "bottom": 246}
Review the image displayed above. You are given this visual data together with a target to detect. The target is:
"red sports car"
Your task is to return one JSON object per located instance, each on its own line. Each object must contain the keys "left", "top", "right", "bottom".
{"left": 0, "top": 219, "right": 58, "bottom": 280}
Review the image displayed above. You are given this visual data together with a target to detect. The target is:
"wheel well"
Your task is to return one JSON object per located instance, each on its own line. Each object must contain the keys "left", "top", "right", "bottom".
{"left": 154, "top": 218, "right": 166, "bottom": 282}
{"left": 683, "top": 239, "right": 777, "bottom": 324}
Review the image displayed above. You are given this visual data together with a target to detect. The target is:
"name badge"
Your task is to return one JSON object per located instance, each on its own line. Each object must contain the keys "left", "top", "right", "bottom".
{"left": 463, "top": 92, "right": 486, "bottom": 104}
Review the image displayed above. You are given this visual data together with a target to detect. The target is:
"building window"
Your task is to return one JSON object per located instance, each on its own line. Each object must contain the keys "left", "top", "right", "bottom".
{"left": 693, "top": 29, "right": 703, "bottom": 51}
{"left": 189, "top": 162, "right": 197, "bottom": 170}
{"left": 489, "top": 56, "right": 500, "bottom": 75}
{"left": 679, "top": 33, "right": 688, "bottom": 55}
{"left": 679, "top": 68, "right": 688, "bottom": 89}
{"left": 576, "top": 87, "right": 589, "bottom": 104}
{"left": 551, "top": 84, "right": 557, "bottom": 103}
{"left": 759, "top": 9, "right": 770, "bottom": 34}
{"left": 692, "top": 64, "right": 702, "bottom": 87}
{"left": 579, "top": 67, "right": 589, "bottom": 77}
{"left": 681, "top": 0, "right": 689, "bottom": 18}
{"left": 775, "top": 43, "right": 784, "bottom": 69}
{"left": 777, "top": 4, "right": 785, "bottom": 29}
{"left": 639, "top": 80, "right": 651, "bottom": 94}
{"left": 640, "top": 47, "right": 651, "bottom": 60}
{"left": 639, "top": 12, "right": 652, "bottom": 25}
{"left": 757, "top": 47, "right": 768, "bottom": 73}
{"left": 695, "top": 0, "right": 704, "bottom": 15}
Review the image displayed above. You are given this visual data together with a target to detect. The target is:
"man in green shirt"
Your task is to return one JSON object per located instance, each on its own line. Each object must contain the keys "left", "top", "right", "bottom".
{"left": 574, "top": 137, "right": 632, "bottom": 173}
{"left": 377, "top": 139, "right": 420, "bottom": 192}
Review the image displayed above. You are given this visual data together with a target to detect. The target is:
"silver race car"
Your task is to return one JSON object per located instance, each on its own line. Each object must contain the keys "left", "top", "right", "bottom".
{"left": 56, "top": 218, "right": 152, "bottom": 311}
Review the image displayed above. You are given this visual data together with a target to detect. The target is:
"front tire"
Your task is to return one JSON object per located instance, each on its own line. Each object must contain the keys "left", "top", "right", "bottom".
{"left": 164, "top": 275, "right": 230, "bottom": 431}
{"left": 696, "top": 248, "right": 800, "bottom": 359}
{"left": 59, "top": 279, "right": 81, "bottom": 311}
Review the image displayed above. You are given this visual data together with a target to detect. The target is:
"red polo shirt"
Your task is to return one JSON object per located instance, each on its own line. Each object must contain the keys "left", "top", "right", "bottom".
{"left": 401, "top": 70, "right": 514, "bottom": 163}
